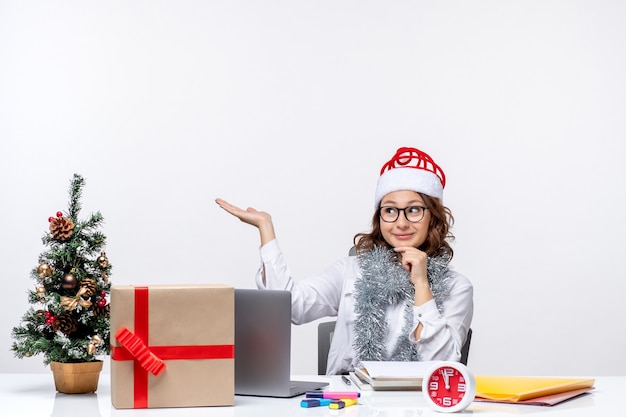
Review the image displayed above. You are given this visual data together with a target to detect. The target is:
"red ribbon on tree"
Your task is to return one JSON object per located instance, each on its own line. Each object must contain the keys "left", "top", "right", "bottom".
{"left": 111, "top": 286, "right": 234, "bottom": 408}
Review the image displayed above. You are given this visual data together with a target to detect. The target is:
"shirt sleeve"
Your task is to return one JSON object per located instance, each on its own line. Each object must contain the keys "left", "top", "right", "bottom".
{"left": 255, "top": 239, "right": 346, "bottom": 324}
{"left": 408, "top": 272, "right": 474, "bottom": 362}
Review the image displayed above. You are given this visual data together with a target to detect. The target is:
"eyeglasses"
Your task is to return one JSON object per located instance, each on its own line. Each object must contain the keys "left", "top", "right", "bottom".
{"left": 379, "top": 206, "right": 428, "bottom": 223}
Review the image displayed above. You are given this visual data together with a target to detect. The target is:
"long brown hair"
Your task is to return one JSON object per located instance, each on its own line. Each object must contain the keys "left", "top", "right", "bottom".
{"left": 353, "top": 193, "right": 455, "bottom": 259}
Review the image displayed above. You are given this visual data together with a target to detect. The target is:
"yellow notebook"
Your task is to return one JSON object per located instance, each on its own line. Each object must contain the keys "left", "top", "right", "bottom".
{"left": 475, "top": 376, "right": 595, "bottom": 402}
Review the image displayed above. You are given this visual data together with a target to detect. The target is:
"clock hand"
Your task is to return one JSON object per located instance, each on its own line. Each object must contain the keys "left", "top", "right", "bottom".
{"left": 441, "top": 369, "right": 450, "bottom": 389}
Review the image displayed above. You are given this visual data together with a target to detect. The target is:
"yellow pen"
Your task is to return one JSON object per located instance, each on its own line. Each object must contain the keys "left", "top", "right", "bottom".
{"left": 329, "top": 398, "right": 358, "bottom": 409}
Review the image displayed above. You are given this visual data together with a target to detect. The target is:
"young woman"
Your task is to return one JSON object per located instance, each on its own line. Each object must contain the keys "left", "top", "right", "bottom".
{"left": 216, "top": 147, "right": 473, "bottom": 375}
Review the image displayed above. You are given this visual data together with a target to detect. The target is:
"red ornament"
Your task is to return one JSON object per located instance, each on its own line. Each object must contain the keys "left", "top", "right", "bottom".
{"left": 45, "top": 311, "right": 51, "bottom": 318}
{"left": 100, "top": 291, "right": 107, "bottom": 298}
{"left": 56, "top": 211, "right": 63, "bottom": 217}
{"left": 97, "top": 298, "right": 107, "bottom": 307}
{"left": 48, "top": 216, "right": 54, "bottom": 222}
{"left": 46, "top": 316, "right": 57, "bottom": 326}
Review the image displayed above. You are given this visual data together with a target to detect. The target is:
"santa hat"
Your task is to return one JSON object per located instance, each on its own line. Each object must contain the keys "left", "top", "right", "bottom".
{"left": 374, "top": 147, "right": 446, "bottom": 208}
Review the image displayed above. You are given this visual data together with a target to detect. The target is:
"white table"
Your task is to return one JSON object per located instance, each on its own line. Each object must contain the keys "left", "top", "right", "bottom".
{"left": 1, "top": 373, "right": 623, "bottom": 417}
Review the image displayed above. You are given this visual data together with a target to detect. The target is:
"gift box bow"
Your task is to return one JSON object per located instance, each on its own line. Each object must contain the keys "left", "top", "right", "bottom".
{"left": 115, "top": 327, "right": 167, "bottom": 376}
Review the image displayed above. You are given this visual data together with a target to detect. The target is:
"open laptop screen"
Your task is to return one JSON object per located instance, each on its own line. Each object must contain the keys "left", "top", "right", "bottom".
{"left": 234, "top": 289, "right": 327, "bottom": 397}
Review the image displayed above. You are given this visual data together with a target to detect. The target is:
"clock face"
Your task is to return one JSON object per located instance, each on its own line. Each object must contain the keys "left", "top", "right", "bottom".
{"left": 422, "top": 362, "right": 476, "bottom": 413}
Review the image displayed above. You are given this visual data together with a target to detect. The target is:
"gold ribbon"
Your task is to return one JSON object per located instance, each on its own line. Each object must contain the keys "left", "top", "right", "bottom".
{"left": 60, "top": 287, "right": 93, "bottom": 311}
{"left": 86, "top": 335, "right": 102, "bottom": 355}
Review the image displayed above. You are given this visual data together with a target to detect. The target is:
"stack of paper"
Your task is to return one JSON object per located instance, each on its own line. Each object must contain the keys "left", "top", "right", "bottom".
{"left": 349, "top": 361, "right": 439, "bottom": 391}
{"left": 474, "top": 376, "right": 595, "bottom": 406}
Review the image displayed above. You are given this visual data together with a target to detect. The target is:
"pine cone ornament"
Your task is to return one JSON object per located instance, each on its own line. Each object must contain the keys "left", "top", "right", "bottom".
{"left": 52, "top": 314, "right": 78, "bottom": 335}
{"left": 92, "top": 302, "right": 110, "bottom": 318}
{"left": 80, "top": 277, "right": 97, "bottom": 297}
{"left": 49, "top": 217, "right": 75, "bottom": 242}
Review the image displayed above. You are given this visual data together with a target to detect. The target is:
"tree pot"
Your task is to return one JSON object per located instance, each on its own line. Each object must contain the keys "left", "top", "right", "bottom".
{"left": 50, "top": 360, "right": 103, "bottom": 394}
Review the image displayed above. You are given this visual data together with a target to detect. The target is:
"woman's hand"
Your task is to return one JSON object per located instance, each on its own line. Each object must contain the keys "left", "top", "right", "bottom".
{"left": 215, "top": 198, "right": 276, "bottom": 245}
{"left": 215, "top": 198, "right": 271, "bottom": 228}
{"left": 395, "top": 246, "right": 433, "bottom": 306}
{"left": 394, "top": 246, "right": 428, "bottom": 286}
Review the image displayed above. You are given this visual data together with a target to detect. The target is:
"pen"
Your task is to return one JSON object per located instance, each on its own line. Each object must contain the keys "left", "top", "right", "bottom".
{"left": 342, "top": 375, "right": 352, "bottom": 386}
{"left": 329, "top": 398, "right": 358, "bottom": 409}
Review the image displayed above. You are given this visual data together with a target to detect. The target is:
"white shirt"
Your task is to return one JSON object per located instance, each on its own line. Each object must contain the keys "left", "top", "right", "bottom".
{"left": 255, "top": 239, "right": 474, "bottom": 375}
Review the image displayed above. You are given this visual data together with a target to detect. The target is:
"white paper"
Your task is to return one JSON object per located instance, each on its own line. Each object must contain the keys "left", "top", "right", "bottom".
{"left": 360, "top": 361, "right": 440, "bottom": 379}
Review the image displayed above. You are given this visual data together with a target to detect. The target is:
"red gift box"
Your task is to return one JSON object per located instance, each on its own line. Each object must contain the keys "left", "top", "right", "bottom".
{"left": 110, "top": 285, "right": 234, "bottom": 408}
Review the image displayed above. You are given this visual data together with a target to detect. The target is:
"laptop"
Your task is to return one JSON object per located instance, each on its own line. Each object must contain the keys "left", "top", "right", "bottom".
{"left": 234, "top": 289, "right": 328, "bottom": 397}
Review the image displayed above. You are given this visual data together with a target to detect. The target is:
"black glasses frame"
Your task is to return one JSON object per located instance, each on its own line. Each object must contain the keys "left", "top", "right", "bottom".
{"left": 379, "top": 206, "right": 428, "bottom": 223}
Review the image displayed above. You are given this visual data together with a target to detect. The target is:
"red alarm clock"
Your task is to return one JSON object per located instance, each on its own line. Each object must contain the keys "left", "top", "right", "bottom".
{"left": 422, "top": 361, "right": 476, "bottom": 413}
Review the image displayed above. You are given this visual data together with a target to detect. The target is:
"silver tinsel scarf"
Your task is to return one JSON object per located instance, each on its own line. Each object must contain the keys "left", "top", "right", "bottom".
{"left": 353, "top": 246, "right": 452, "bottom": 363}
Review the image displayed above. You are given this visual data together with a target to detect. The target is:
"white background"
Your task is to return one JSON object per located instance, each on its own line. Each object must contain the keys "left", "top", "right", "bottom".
{"left": 1, "top": 1, "right": 625, "bottom": 377}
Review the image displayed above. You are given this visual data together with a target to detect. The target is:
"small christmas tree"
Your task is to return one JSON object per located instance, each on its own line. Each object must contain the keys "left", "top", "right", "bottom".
{"left": 11, "top": 174, "right": 112, "bottom": 365}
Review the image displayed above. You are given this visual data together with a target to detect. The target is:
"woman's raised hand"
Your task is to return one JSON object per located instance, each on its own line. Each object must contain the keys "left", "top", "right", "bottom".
{"left": 215, "top": 198, "right": 276, "bottom": 245}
